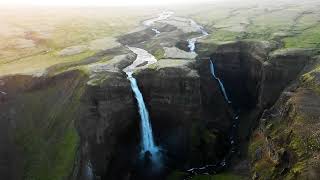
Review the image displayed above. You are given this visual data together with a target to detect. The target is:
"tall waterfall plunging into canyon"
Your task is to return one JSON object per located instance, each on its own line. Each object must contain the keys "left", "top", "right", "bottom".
{"left": 209, "top": 59, "right": 231, "bottom": 104}
{"left": 123, "top": 46, "right": 160, "bottom": 163}
{"left": 127, "top": 72, "right": 159, "bottom": 156}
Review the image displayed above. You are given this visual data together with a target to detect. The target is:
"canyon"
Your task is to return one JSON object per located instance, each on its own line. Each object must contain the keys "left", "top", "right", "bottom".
{"left": 0, "top": 7, "right": 319, "bottom": 180}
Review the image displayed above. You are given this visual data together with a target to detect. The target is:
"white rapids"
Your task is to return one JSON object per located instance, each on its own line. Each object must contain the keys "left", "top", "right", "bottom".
{"left": 187, "top": 19, "right": 209, "bottom": 53}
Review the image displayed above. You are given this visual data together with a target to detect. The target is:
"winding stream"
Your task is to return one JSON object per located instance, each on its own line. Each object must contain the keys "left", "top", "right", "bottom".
{"left": 143, "top": 11, "right": 174, "bottom": 26}
{"left": 121, "top": 12, "right": 175, "bottom": 163}
{"left": 114, "top": 11, "right": 175, "bottom": 171}
{"left": 187, "top": 19, "right": 209, "bottom": 53}
{"left": 123, "top": 46, "right": 157, "bottom": 73}
{"left": 143, "top": 11, "right": 174, "bottom": 36}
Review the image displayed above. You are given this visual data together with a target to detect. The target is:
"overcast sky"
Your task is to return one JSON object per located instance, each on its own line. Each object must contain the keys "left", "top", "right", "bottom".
{"left": 0, "top": 0, "right": 228, "bottom": 6}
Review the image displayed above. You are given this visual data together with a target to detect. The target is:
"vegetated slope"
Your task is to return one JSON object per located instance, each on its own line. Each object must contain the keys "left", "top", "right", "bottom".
{"left": 174, "top": 0, "right": 320, "bottom": 49}
{"left": 1, "top": 1, "right": 320, "bottom": 77}
{"left": 0, "top": 1, "right": 319, "bottom": 180}
{"left": 249, "top": 56, "right": 320, "bottom": 179}
{"left": 0, "top": 70, "right": 88, "bottom": 180}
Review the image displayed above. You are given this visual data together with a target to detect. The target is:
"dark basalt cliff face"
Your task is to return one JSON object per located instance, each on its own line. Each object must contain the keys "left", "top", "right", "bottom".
{"left": 248, "top": 57, "right": 320, "bottom": 180}
{"left": 76, "top": 55, "right": 234, "bottom": 179}
{"left": 77, "top": 71, "right": 139, "bottom": 180}
{"left": 197, "top": 41, "right": 311, "bottom": 110}
{"left": 0, "top": 71, "right": 88, "bottom": 180}
{"left": 196, "top": 42, "right": 313, "bottom": 166}
{"left": 134, "top": 59, "right": 230, "bottom": 167}
{"left": 259, "top": 49, "right": 311, "bottom": 108}
{"left": 207, "top": 41, "right": 272, "bottom": 109}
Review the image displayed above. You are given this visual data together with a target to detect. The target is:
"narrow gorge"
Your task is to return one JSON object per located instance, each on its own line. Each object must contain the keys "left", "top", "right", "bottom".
{"left": 75, "top": 12, "right": 313, "bottom": 179}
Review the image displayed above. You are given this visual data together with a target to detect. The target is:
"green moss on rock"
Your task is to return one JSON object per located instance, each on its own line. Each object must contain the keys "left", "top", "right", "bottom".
{"left": 167, "top": 171, "right": 188, "bottom": 180}
{"left": 301, "top": 65, "right": 320, "bottom": 96}
{"left": 253, "top": 158, "right": 276, "bottom": 179}
{"left": 248, "top": 134, "right": 264, "bottom": 159}
{"left": 153, "top": 48, "right": 165, "bottom": 60}
{"left": 13, "top": 71, "right": 87, "bottom": 180}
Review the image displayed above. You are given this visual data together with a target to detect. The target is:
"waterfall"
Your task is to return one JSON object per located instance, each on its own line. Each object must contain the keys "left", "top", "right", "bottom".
{"left": 186, "top": 59, "right": 238, "bottom": 177}
{"left": 188, "top": 38, "right": 197, "bottom": 53}
{"left": 126, "top": 72, "right": 160, "bottom": 162}
{"left": 85, "top": 161, "right": 94, "bottom": 180}
{"left": 143, "top": 11, "right": 174, "bottom": 37}
{"left": 151, "top": 28, "right": 160, "bottom": 35}
{"left": 123, "top": 45, "right": 160, "bottom": 164}
{"left": 209, "top": 59, "right": 231, "bottom": 104}
{"left": 187, "top": 19, "right": 208, "bottom": 53}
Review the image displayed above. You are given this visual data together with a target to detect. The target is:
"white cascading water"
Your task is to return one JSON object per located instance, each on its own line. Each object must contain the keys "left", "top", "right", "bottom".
{"left": 187, "top": 38, "right": 197, "bottom": 52}
{"left": 120, "top": 11, "right": 173, "bottom": 166}
{"left": 187, "top": 60, "right": 237, "bottom": 176}
{"left": 151, "top": 28, "right": 160, "bottom": 35}
{"left": 127, "top": 72, "right": 159, "bottom": 156}
{"left": 85, "top": 161, "right": 94, "bottom": 180}
{"left": 123, "top": 46, "right": 159, "bottom": 162}
{"left": 209, "top": 59, "right": 232, "bottom": 104}
{"left": 188, "top": 19, "right": 209, "bottom": 53}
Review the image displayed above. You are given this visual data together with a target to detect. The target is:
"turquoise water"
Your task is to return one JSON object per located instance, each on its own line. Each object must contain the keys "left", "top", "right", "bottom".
{"left": 126, "top": 72, "right": 160, "bottom": 163}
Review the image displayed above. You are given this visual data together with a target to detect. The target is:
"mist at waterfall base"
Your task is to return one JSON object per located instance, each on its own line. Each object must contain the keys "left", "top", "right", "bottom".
{"left": 126, "top": 72, "right": 163, "bottom": 174}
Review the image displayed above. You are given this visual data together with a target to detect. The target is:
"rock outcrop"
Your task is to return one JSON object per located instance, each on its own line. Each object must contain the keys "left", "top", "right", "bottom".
{"left": 197, "top": 41, "right": 275, "bottom": 109}
{"left": 76, "top": 53, "right": 140, "bottom": 180}
{"left": 197, "top": 41, "right": 312, "bottom": 110}
{"left": 78, "top": 70, "right": 138, "bottom": 180}
{"left": 135, "top": 59, "right": 231, "bottom": 167}
{"left": 195, "top": 41, "right": 314, "bottom": 173}
{"left": 259, "top": 49, "right": 313, "bottom": 108}
{"left": 0, "top": 70, "right": 88, "bottom": 180}
{"left": 249, "top": 56, "right": 320, "bottom": 179}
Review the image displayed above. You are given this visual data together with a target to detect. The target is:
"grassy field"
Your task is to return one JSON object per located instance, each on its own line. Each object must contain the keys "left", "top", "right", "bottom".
{"left": 174, "top": 0, "right": 320, "bottom": 48}
{"left": 0, "top": 7, "right": 159, "bottom": 76}
{"left": 1, "top": 0, "right": 320, "bottom": 76}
